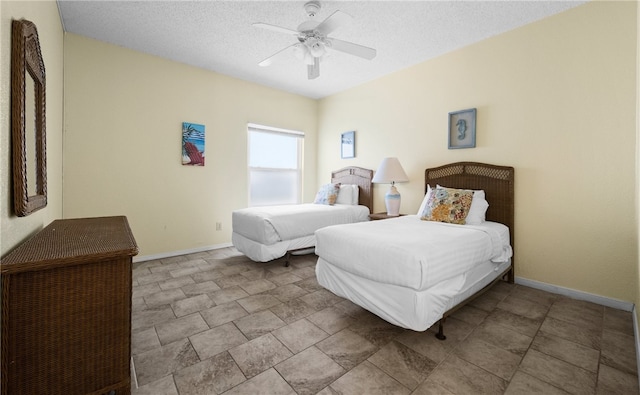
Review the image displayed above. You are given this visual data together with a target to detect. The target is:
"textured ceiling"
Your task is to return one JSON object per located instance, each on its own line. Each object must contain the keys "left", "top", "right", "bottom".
{"left": 57, "top": 1, "right": 585, "bottom": 99}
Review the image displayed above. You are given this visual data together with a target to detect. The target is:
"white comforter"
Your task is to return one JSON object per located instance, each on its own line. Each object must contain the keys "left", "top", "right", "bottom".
{"left": 314, "top": 215, "right": 512, "bottom": 291}
{"left": 232, "top": 203, "right": 370, "bottom": 245}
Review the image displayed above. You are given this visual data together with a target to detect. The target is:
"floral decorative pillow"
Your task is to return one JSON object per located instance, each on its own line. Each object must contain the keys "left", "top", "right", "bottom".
{"left": 313, "top": 183, "right": 340, "bottom": 205}
{"left": 421, "top": 186, "right": 474, "bottom": 224}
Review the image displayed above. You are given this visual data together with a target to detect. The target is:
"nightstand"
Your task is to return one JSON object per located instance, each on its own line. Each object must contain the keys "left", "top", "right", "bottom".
{"left": 369, "top": 212, "right": 406, "bottom": 220}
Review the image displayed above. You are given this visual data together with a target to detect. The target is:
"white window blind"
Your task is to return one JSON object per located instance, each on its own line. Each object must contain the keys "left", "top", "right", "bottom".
{"left": 248, "top": 123, "right": 304, "bottom": 207}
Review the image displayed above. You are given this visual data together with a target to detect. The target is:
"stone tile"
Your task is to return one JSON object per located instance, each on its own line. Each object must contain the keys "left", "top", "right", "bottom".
{"left": 513, "top": 285, "right": 560, "bottom": 307}
{"left": 317, "top": 329, "right": 378, "bottom": 370}
{"left": 191, "top": 269, "right": 225, "bottom": 283}
{"left": 239, "top": 279, "right": 277, "bottom": 295}
{"left": 275, "top": 346, "right": 346, "bottom": 395}
{"left": 132, "top": 296, "right": 147, "bottom": 312}
{"left": 455, "top": 336, "right": 522, "bottom": 381}
{"left": 173, "top": 351, "right": 245, "bottom": 395}
{"left": 171, "top": 294, "right": 214, "bottom": 317}
{"left": 427, "top": 355, "right": 507, "bottom": 394}
{"left": 505, "top": 371, "right": 571, "bottom": 395}
{"left": 307, "top": 306, "right": 357, "bottom": 334}
{"left": 160, "top": 256, "right": 188, "bottom": 265}
{"left": 133, "top": 283, "right": 162, "bottom": 299}
{"left": 600, "top": 329, "right": 638, "bottom": 375}
{"left": 532, "top": 332, "right": 599, "bottom": 373}
{"left": 295, "top": 277, "right": 324, "bottom": 292}
{"left": 218, "top": 265, "right": 250, "bottom": 277}
{"left": 519, "top": 349, "right": 596, "bottom": 394}
{"left": 266, "top": 264, "right": 295, "bottom": 275}
{"left": 237, "top": 294, "right": 281, "bottom": 313}
{"left": 471, "top": 320, "right": 533, "bottom": 356}
{"left": 133, "top": 338, "right": 200, "bottom": 386}
{"left": 234, "top": 310, "right": 286, "bottom": 340}
{"left": 156, "top": 313, "right": 209, "bottom": 345}
{"left": 201, "top": 301, "right": 248, "bottom": 328}
{"left": 229, "top": 333, "right": 293, "bottom": 378}
{"left": 328, "top": 361, "right": 410, "bottom": 395}
{"left": 411, "top": 380, "right": 456, "bottom": 395}
{"left": 450, "top": 304, "right": 489, "bottom": 326}
{"left": 144, "top": 288, "right": 187, "bottom": 308}
{"left": 181, "top": 280, "right": 221, "bottom": 296}
{"left": 158, "top": 275, "right": 196, "bottom": 291}
{"left": 539, "top": 315, "right": 601, "bottom": 350}
{"left": 222, "top": 368, "right": 296, "bottom": 395}
{"left": 214, "top": 273, "right": 249, "bottom": 288}
{"left": 190, "top": 323, "right": 248, "bottom": 360}
{"left": 468, "top": 289, "right": 507, "bottom": 312}
{"left": 149, "top": 262, "right": 181, "bottom": 273}
{"left": 368, "top": 341, "right": 437, "bottom": 390}
{"left": 240, "top": 268, "right": 269, "bottom": 281}
{"left": 348, "top": 313, "right": 405, "bottom": 347}
{"left": 209, "top": 285, "right": 249, "bottom": 304}
{"left": 273, "top": 318, "right": 329, "bottom": 353}
{"left": 132, "top": 306, "right": 175, "bottom": 331}
{"left": 604, "top": 307, "right": 635, "bottom": 336}
{"left": 132, "top": 327, "right": 161, "bottom": 356}
{"left": 268, "top": 272, "right": 303, "bottom": 286}
{"left": 596, "top": 363, "right": 640, "bottom": 394}
{"left": 497, "top": 295, "right": 549, "bottom": 321}
{"left": 547, "top": 297, "right": 604, "bottom": 331}
{"left": 132, "top": 375, "right": 178, "bottom": 395}
{"left": 300, "top": 289, "right": 344, "bottom": 310}
{"left": 137, "top": 271, "right": 172, "bottom": 286}
{"left": 487, "top": 308, "right": 542, "bottom": 338}
{"left": 270, "top": 298, "right": 317, "bottom": 323}
{"left": 265, "top": 283, "right": 309, "bottom": 302}
{"left": 291, "top": 266, "right": 316, "bottom": 279}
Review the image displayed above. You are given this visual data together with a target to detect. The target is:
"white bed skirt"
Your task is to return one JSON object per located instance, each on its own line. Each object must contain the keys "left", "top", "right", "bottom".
{"left": 316, "top": 257, "right": 512, "bottom": 332}
{"left": 232, "top": 232, "right": 315, "bottom": 262}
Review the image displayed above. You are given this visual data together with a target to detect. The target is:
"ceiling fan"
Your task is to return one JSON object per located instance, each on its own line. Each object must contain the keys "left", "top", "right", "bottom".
{"left": 253, "top": 1, "right": 377, "bottom": 80}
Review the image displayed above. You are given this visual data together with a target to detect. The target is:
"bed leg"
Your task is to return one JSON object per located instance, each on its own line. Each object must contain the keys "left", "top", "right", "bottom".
{"left": 283, "top": 252, "right": 291, "bottom": 267}
{"left": 435, "top": 319, "right": 447, "bottom": 341}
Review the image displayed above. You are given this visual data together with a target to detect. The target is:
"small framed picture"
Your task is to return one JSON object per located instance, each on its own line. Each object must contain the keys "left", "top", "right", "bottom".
{"left": 341, "top": 131, "right": 355, "bottom": 159}
{"left": 448, "top": 108, "right": 476, "bottom": 149}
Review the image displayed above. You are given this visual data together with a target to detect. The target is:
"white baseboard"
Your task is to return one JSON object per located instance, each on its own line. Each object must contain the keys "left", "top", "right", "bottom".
{"left": 515, "top": 276, "right": 634, "bottom": 312}
{"left": 133, "top": 243, "right": 233, "bottom": 263}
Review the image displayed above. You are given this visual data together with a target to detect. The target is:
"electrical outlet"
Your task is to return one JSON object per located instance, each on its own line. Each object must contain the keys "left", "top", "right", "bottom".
{"left": 216, "top": 222, "right": 222, "bottom": 231}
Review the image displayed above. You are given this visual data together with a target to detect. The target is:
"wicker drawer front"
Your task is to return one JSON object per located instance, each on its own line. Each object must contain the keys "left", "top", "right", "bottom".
{"left": 1, "top": 216, "right": 138, "bottom": 395}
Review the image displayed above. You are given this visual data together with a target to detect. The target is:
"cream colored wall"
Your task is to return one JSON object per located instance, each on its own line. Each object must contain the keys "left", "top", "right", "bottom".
{"left": 318, "top": 1, "right": 638, "bottom": 302}
{"left": 63, "top": 34, "right": 318, "bottom": 258}
{"left": 0, "top": 1, "right": 63, "bottom": 256}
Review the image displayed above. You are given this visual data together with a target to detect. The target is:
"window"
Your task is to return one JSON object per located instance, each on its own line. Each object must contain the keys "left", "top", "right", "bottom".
{"left": 248, "top": 123, "right": 304, "bottom": 207}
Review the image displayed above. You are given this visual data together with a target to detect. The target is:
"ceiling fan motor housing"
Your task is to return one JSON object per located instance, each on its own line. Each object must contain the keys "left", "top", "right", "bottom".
{"left": 304, "top": 1, "right": 321, "bottom": 18}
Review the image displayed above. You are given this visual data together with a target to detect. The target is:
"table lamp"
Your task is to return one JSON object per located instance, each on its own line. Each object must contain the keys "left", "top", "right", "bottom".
{"left": 371, "top": 157, "right": 409, "bottom": 216}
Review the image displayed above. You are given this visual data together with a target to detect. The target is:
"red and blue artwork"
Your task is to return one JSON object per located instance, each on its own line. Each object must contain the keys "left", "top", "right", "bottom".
{"left": 182, "top": 122, "right": 205, "bottom": 166}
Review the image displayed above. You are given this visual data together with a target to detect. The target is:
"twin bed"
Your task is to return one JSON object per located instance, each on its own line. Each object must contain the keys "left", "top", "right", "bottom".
{"left": 233, "top": 162, "right": 514, "bottom": 338}
{"left": 232, "top": 166, "right": 374, "bottom": 263}
{"left": 315, "top": 162, "right": 514, "bottom": 337}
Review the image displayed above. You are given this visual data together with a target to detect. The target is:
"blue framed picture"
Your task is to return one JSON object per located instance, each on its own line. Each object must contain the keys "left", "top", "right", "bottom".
{"left": 182, "top": 122, "right": 205, "bottom": 166}
{"left": 341, "top": 131, "right": 355, "bottom": 159}
{"left": 448, "top": 108, "right": 476, "bottom": 149}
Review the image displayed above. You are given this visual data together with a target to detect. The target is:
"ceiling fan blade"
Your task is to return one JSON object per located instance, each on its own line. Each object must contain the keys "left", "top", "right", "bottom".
{"left": 315, "top": 10, "right": 351, "bottom": 36}
{"left": 307, "top": 57, "right": 320, "bottom": 79}
{"left": 258, "top": 44, "right": 297, "bottom": 67}
{"left": 326, "top": 37, "right": 377, "bottom": 60}
{"left": 252, "top": 22, "right": 299, "bottom": 36}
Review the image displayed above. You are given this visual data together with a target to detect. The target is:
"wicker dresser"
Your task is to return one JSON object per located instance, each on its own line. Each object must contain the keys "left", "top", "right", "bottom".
{"left": 1, "top": 216, "right": 138, "bottom": 395}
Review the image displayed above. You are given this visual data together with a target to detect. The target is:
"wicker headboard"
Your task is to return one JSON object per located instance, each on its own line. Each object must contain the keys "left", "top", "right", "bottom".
{"left": 425, "top": 162, "right": 514, "bottom": 252}
{"left": 331, "top": 166, "right": 374, "bottom": 212}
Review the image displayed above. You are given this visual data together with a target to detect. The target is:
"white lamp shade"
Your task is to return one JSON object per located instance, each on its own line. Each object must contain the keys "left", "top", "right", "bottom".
{"left": 372, "top": 157, "right": 409, "bottom": 184}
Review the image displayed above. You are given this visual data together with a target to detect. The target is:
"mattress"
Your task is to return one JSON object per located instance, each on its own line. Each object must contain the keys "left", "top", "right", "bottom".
{"left": 314, "top": 215, "right": 512, "bottom": 291}
{"left": 231, "top": 232, "right": 315, "bottom": 262}
{"left": 232, "top": 203, "right": 370, "bottom": 245}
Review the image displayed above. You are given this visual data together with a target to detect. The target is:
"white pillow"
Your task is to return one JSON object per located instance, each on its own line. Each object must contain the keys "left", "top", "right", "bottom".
{"left": 336, "top": 184, "right": 360, "bottom": 205}
{"left": 466, "top": 190, "right": 489, "bottom": 225}
{"left": 417, "top": 185, "right": 432, "bottom": 216}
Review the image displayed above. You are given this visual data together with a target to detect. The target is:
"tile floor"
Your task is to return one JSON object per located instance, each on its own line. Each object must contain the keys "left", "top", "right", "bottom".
{"left": 131, "top": 247, "right": 639, "bottom": 394}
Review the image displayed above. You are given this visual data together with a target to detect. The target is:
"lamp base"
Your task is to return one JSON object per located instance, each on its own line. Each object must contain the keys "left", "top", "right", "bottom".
{"left": 385, "top": 185, "right": 401, "bottom": 216}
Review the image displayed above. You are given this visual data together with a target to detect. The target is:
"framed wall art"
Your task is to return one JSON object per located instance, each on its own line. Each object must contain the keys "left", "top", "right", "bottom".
{"left": 448, "top": 108, "right": 476, "bottom": 149}
{"left": 341, "top": 131, "right": 355, "bottom": 159}
{"left": 182, "top": 122, "right": 205, "bottom": 166}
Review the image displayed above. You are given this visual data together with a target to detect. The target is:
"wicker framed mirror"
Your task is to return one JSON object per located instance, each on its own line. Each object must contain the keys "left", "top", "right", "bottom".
{"left": 12, "top": 19, "right": 46, "bottom": 217}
